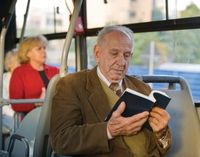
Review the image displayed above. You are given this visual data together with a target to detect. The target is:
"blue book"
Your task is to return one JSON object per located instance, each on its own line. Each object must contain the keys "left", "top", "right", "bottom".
{"left": 105, "top": 88, "right": 171, "bottom": 130}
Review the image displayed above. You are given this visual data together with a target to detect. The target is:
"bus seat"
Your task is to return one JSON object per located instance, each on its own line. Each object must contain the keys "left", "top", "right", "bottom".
{"left": 13, "top": 112, "right": 26, "bottom": 132}
{"left": 33, "top": 74, "right": 72, "bottom": 157}
{"left": 142, "top": 75, "right": 200, "bottom": 157}
{"left": 4, "top": 107, "right": 41, "bottom": 157}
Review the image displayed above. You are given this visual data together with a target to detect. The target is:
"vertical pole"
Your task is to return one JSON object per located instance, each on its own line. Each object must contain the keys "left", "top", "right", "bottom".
{"left": 20, "top": 0, "right": 31, "bottom": 42}
{"left": 60, "top": 0, "right": 83, "bottom": 76}
{"left": 0, "top": 27, "right": 6, "bottom": 150}
{"left": 149, "top": 41, "right": 155, "bottom": 88}
{"left": 0, "top": 0, "right": 17, "bottom": 149}
{"left": 149, "top": 41, "right": 155, "bottom": 75}
{"left": 165, "top": 0, "right": 169, "bottom": 20}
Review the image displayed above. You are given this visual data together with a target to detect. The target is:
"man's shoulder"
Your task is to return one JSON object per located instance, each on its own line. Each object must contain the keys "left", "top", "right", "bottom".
{"left": 125, "top": 74, "right": 144, "bottom": 83}
{"left": 61, "top": 68, "right": 94, "bottom": 83}
{"left": 124, "top": 74, "right": 151, "bottom": 94}
{"left": 57, "top": 68, "right": 96, "bottom": 91}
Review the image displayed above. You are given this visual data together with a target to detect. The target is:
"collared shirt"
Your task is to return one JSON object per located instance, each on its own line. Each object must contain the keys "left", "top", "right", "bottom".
{"left": 97, "top": 67, "right": 123, "bottom": 91}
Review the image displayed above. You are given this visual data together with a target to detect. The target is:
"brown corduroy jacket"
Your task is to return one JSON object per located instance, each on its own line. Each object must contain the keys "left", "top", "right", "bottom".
{"left": 50, "top": 67, "right": 172, "bottom": 157}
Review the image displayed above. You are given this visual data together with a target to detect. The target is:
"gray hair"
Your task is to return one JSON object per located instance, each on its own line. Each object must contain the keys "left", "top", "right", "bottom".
{"left": 4, "top": 49, "right": 19, "bottom": 71}
{"left": 97, "top": 25, "right": 134, "bottom": 45}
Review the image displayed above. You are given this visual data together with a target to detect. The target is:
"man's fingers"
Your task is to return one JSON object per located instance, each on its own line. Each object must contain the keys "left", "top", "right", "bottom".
{"left": 112, "top": 101, "right": 126, "bottom": 117}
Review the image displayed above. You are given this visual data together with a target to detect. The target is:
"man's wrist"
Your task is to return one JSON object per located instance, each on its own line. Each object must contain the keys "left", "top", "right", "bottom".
{"left": 156, "top": 127, "right": 169, "bottom": 149}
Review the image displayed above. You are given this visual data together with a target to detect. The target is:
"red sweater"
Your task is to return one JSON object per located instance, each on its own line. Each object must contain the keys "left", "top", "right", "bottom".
{"left": 9, "top": 63, "right": 59, "bottom": 113}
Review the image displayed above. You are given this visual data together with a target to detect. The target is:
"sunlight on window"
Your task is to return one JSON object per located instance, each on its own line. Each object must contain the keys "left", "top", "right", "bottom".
{"left": 16, "top": 0, "right": 73, "bottom": 37}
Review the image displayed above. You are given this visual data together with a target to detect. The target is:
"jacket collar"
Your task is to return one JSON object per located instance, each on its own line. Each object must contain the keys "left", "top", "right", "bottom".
{"left": 85, "top": 67, "right": 138, "bottom": 121}
{"left": 85, "top": 67, "right": 110, "bottom": 121}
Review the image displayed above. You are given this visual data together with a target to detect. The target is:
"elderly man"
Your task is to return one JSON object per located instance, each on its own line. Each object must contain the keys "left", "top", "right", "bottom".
{"left": 50, "top": 25, "right": 172, "bottom": 157}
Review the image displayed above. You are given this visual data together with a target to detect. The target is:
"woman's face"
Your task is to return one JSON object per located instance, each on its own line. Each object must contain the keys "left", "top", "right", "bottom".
{"left": 27, "top": 42, "right": 46, "bottom": 65}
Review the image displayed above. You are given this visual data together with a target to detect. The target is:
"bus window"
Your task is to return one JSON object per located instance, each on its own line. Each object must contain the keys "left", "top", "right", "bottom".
{"left": 86, "top": 0, "right": 200, "bottom": 29}
{"left": 15, "top": 0, "right": 73, "bottom": 37}
{"left": 169, "top": 0, "right": 200, "bottom": 19}
{"left": 87, "top": 37, "right": 97, "bottom": 69}
{"left": 87, "top": 0, "right": 165, "bottom": 28}
{"left": 46, "top": 39, "right": 76, "bottom": 73}
{"left": 86, "top": 0, "right": 200, "bottom": 102}
{"left": 131, "top": 29, "right": 200, "bottom": 101}
{"left": 87, "top": 30, "right": 200, "bottom": 101}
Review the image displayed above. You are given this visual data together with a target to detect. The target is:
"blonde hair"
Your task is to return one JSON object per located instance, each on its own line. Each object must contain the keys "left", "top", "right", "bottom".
{"left": 18, "top": 35, "right": 48, "bottom": 64}
{"left": 4, "top": 49, "right": 19, "bottom": 71}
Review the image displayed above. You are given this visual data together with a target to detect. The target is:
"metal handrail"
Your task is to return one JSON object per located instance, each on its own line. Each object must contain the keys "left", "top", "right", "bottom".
{"left": 0, "top": 98, "right": 44, "bottom": 106}
{"left": 0, "top": 0, "right": 17, "bottom": 149}
{"left": 59, "top": 0, "right": 83, "bottom": 77}
{"left": 19, "top": 0, "right": 31, "bottom": 43}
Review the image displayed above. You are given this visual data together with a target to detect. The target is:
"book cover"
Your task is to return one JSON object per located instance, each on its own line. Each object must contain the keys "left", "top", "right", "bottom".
{"left": 105, "top": 88, "right": 171, "bottom": 123}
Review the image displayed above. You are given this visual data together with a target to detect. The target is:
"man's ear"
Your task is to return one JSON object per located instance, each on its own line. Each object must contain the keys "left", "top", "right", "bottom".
{"left": 93, "top": 44, "right": 100, "bottom": 64}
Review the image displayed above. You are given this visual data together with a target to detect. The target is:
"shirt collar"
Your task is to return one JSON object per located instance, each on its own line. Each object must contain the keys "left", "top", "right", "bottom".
{"left": 97, "top": 66, "right": 122, "bottom": 88}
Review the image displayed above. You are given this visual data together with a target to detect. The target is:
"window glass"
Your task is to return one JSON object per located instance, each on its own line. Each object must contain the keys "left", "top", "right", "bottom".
{"left": 46, "top": 39, "right": 75, "bottom": 73}
{"left": 86, "top": 0, "right": 165, "bottom": 28}
{"left": 87, "top": 0, "right": 200, "bottom": 28}
{"left": 87, "top": 30, "right": 200, "bottom": 101}
{"left": 168, "top": 0, "right": 200, "bottom": 19}
{"left": 87, "top": 37, "right": 97, "bottom": 68}
{"left": 16, "top": 0, "right": 73, "bottom": 37}
{"left": 132, "top": 30, "right": 200, "bottom": 101}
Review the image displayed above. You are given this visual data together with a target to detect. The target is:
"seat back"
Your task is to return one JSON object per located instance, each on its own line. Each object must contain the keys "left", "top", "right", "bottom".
{"left": 33, "top": 74, "right": 61, "bottom": 157}
{"left": 6, "top": 74, "right": 69, "bottom": 157}
{"left": 5, "top": 107, "right": 41, "bottom": 157}
{"left": 142, "top": 75, "right": 200, "bottom": 157}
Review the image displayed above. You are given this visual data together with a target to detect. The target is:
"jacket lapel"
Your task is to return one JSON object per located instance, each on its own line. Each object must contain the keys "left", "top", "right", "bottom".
{"left": 85, "top": 69, "right": 145, "bottom": 121}
{"left": 86, "top": 67, "right": 111, "bottom": 121}
{"left": 123, "top": 75, "right": 151, "bottom": 95}
{"left": 123, "top": 76, "right": 138, "bottom": 90}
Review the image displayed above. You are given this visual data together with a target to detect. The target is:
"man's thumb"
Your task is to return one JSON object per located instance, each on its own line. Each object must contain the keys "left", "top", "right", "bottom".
{"left": 115, "top": 101, "right": 126, "bottom": 116}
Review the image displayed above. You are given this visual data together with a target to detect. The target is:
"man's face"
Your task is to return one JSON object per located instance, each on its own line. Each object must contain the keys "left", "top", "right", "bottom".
{"left": 94, "top": 31, "right": 133, "bottom": 82}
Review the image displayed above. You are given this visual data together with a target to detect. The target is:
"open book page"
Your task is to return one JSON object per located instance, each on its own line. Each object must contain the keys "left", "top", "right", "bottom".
{"left": 105, "top": 88, "right": 171, "bottom": 122}
{"left": 105, "top": 88, "right": 155, "bottom": 121}
{"left": 149, "top": 90, "right": 171, "bottom": 109}
{"left": 125, "top": 88, "right": 156, "bottom": 103}
{"left": 105, "top": 88, "right": 171, "bottom": 131}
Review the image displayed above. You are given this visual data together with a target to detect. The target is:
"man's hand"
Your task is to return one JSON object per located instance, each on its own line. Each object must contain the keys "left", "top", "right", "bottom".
{"left": 107, "top": 102, "right": 149, "bottom": 137}
{"left": 149, "top": 107, "right": 170, "bottom": 135}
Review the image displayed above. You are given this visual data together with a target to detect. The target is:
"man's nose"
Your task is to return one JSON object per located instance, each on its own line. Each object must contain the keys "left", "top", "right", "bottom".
{"left": 117, "top": 54, "right": 126, "bottom": 65}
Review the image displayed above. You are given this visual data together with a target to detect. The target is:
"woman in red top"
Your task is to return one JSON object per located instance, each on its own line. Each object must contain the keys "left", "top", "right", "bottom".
{"left": 9, "top": 35, "right": 59, "bottom": 114}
